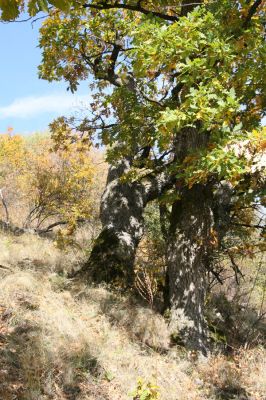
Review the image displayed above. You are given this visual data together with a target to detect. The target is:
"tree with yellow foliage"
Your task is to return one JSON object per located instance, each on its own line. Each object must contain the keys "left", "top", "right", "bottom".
{"left": 0, "top": 132, "right": 97, "bottom": 236}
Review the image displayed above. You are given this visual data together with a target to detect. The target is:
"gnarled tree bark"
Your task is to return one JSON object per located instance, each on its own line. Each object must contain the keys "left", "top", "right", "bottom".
{"left": 82, "top": 158, "right": 171, "bottom": 286}
{"left": 164, "top": 126, "right": 213, "bottom": 353}
{"left": 167, "top": 184, "right": 214, "bottom": 354}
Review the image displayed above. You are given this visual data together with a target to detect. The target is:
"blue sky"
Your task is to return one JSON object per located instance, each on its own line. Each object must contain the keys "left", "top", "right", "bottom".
{"left": 0, "top": 18, "right": 91, "bottom": 134}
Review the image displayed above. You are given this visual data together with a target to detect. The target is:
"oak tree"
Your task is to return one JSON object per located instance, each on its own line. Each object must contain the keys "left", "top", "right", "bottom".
{"left": 2, "top": 0, "right": 265, "bottom": 352}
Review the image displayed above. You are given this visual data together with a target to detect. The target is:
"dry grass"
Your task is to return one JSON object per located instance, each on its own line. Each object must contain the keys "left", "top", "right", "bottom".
{"left": 0, "top": 273, "right": 197, "bottom": 400}
{"left": 199, "top": 348, "right": 266, "bottom": 400}
{"left": 0, "top": 231, "right": 86, "bottom": 274}
{"left": 0, "top": 232, "right": 265, "bottom": 400}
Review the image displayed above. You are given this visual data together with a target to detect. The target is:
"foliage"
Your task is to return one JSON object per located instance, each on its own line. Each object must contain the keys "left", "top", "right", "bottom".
{"left": 131, "top": 378, "right": 160, "bottom": 400}
{"left": 135, "top": 202, "right": 167, "bottom": 305}
{"left": 1, "top": 2, "right": 265, "bottom": 174}
{"left": 0, "top": 0, "right": 73, "bottom": 21}
{"left": 179, "top": 127, "right": 266, "bottom": 188}
{"left": 0, "top": 131, "right": 95, "bottom": 235}
{"left": 26, "top": 135, "right": 93, "bottom": 230}
{"left": 0, "top": 130, "right": 27, "bottom": 182}
{"left": 35, "top": 1, "right": 265, "bottom": 191}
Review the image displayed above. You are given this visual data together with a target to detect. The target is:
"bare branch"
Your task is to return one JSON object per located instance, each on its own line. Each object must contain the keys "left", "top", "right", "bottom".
{"left": 227, "top": 252, "right": 245, "bottom": 285}
{"left": 231, "top": 222, "right": 265, "bottom": 230}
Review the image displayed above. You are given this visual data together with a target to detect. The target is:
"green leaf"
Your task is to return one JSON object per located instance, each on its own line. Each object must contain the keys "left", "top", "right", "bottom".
{"left": 28, "top": 0, "right": 49, "bottom": 15}
{"left": 49, "top": 0, "right": 71, "bottom": 12}
{"left": 0, "top": 0, "right": 20, "bottom": 20}
{"left": 28, "top": 1, "right": 39, "bottom": 16}
{"left": 229, "top": 87, "right": 236, "bottom": 98}
{"left": 140, "top": 390, "right": 150, "bottom": 400}
{"left": 38, "top": 0, "right": 49, "bottom": 13}
{"left": 105, "top": 371, "right": 115, "bottom": 382}
{"left": 233, "top": 122, "right": 243, "bottom": 132}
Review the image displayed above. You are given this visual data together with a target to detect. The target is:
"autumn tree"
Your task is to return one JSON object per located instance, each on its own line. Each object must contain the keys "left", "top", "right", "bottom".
{"left": 1, "top": 0, "right": 265, "bottom": 352}
{"left": 0, "top": 132, "right": 97, "bottom": 235}
{"left": 0, "top": 131, "right": 28, "bottom": 225}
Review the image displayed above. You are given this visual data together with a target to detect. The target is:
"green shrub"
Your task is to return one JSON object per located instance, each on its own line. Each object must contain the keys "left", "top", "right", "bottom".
{"left": 131, "top": 378, "right": 160, "bottom": 400}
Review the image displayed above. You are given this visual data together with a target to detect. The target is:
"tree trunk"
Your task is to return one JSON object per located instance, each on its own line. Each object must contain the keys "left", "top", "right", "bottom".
{"left": 83, "top": 159, "right": 171, "bottom": 286}
{"left": 0, "top": 188, "right": 9, "bottom": 223}
{"left": 167, "top": 184, "right": 214, "bottom": 354}
{"left": 87, "top": 159, "right": 145, "bottom": 285}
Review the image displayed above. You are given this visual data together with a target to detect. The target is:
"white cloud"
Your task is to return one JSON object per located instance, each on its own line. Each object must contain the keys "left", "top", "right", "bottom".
{"left": 0, "top": 93, "right": 92, "bottom": 119}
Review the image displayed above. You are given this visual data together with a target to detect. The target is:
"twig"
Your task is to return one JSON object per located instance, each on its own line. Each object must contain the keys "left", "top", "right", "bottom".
{"left": 231, "top": 222, "right": 265, "bottom": 230}
{"left": 243, "top": 0, "right": 263, "bottom": 29}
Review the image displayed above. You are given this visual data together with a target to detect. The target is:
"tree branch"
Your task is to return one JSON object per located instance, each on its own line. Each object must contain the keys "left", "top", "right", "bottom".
{"left": 139, "top": 89, "right": 164, "bottom": 107}
{"left": 38, "top": 220, "right": 68, "bottom": 233}
{"left": 243, "top": 0, "right": 263, "bottom": 28}
{"left": 83, "top": 2, "right": 179, "bottom": 22}
{"left": 231, "top": 222, "right": 265, "bottom": 230}
{"left": 227, "top": 252, "right": 245, "bottom": 285}
{"left": 107, "top": 42, "right": 122, "bottom": 85}
{"left": 206, "top": 265, "right": 224, "bottom": 285}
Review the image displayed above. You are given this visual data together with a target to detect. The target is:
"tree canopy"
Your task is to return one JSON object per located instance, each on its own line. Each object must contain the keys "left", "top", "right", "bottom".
{"left": 34, "top": 1, "right": 265, "bottom": 199}
{"left": 2, "top": 3, "right": 265, "bottom": 180}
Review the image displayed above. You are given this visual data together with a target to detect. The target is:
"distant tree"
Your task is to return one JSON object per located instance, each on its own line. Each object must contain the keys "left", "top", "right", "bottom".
{"left": 0, "top": 132, "right": 28, "bottom": 224}
{"left": 0, "top": 132, "right": 96, "bottom": 236}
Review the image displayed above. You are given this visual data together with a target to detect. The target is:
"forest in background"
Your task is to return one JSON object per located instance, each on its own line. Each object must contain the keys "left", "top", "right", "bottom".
{"left": 0, "top": 0, "right": 266, "bottom": 399}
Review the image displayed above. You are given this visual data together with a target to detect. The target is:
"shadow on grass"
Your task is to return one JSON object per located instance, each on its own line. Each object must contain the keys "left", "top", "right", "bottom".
{"left": 0, "top": 307, "right": 111, "bottom": 400}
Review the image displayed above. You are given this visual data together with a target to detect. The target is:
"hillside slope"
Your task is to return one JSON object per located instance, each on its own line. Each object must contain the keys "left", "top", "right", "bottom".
{"left": 0, "top": 233, "right": 265, "bottom": 400}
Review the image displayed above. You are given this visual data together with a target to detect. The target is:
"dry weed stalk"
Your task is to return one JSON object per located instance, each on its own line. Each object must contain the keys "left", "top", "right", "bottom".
{"left": 135, "top": 269, "right": 157, "bottom": 309}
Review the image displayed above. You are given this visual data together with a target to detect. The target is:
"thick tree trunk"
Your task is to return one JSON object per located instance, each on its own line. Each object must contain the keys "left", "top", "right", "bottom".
{"left": 162, "top": 123, "right": 213, "bottom": 353}
{"left": 167, "top": 184, "right": 214, "bottom": 354}
{"left": 87, "top": 159, "right": 145, "bottom": 285}
{"left": 83, "top": 159, "right": 170, "bottom": 286}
